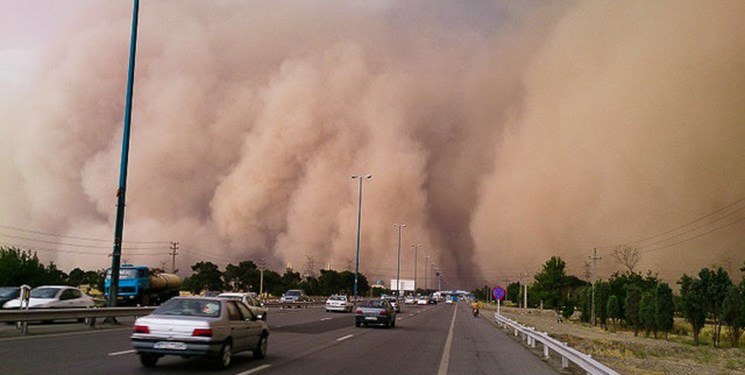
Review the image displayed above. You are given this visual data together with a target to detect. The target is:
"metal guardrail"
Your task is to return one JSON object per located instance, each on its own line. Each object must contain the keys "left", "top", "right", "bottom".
{"left": 494, "top": 313, "right": 620, "bottom": 375}
{"left": 265, "top": 301, "right": 325, "bottom": 309}
{"left": 0, "top": 301, "right": 326, "bottom": 324}
{"left": 0, "top": 306, "right": 156, "bottom": 323}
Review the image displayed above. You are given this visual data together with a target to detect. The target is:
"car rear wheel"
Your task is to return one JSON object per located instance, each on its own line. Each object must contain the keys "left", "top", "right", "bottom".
{"left": 139, "top": 353, "right": 159, "bottom": 367}
{"left": 253, "top": 335, "right": 268, "bottom": 359}
{"left": 216, "top": 341, "right": 232, "bottom": 369}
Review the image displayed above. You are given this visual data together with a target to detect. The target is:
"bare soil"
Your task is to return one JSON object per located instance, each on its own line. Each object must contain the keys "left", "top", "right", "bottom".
{"left": 488, "top": 306, "right": 745, "bottom": 375}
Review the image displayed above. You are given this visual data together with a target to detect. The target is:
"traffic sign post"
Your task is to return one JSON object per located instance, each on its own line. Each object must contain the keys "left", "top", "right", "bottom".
{"left": 493, "top": 286, "right": 505, "bottom": 315}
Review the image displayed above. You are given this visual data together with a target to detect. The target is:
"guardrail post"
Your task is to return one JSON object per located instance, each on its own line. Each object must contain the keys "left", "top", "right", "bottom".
{"left": 543, "top": 345, "right": 549, "bottom": 358}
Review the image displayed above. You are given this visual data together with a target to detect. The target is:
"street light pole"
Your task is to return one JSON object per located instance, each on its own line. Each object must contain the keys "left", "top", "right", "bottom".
{"left": 393, "top": 223, "right": 406, "bottom": 297}
{"left": 352, "top": 174, "right": 372, "bottom": 304}
{"left": 411, "top": 244, "right": 421, "bottom": 291}
{"left": 424, "top": 254, "right": 429, "bottom": 290}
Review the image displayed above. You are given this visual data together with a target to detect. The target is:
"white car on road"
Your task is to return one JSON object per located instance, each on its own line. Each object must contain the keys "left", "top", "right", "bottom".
{"left": 325, "top": 295, "right": 353, "bottom": 312}
{"left": 3, "top": 285, "right": 95, "bottom": 309}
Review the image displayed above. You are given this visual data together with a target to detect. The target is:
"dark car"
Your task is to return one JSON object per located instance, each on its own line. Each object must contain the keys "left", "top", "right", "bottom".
{"left": 355, "top": 299, "right": 396, "bottom": 328}
{"left": 0, "top": 287, "right": 20, "bottom": 308}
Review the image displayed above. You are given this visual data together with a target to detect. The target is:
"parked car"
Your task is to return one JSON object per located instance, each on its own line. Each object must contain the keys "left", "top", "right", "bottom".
{"left": 403, "top": 295, "right": 416, "bottom": 305}
{"left": 355, "top": 299, "right": 396, "bottom": 328}
{"left": 131, "top": 296, "right": 269, "bottom": 369}
{"left": 2, "top": 285, "right": 95, "bottom": 309}
{"left": 280, "top": 289, "right": 308, "bottom": 303}
{"left": 217, "top": 292, "right": 268, "bottom": 321}
{"left": 325, "top": 295, "right": 352, "bottom": 312}
{"left": 381, "top": 296, "right": 402, "bottom": 313}
{"left": 0, "top": 287, "right": 20, "bottom": 307}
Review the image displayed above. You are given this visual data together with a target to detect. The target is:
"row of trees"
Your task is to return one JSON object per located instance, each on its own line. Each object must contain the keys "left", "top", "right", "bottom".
{"left": 180, "top": 260, "right": 373, "bottom": 297}
{"left": 492, "top": 256, "right": 745, "bottom": 348}
{"left": 0, "top": 247, "right": 100, "bottom": 287}
{"left": 0, "top": 246, "right": 377, "bottom": 299}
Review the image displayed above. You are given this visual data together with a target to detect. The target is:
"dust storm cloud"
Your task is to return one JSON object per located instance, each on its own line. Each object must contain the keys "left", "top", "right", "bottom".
{"left": 1, "top": 1, "right": 743, "bottom": 287}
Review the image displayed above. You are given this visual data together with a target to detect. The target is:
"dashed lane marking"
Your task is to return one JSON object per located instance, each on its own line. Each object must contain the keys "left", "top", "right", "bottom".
{"left": 236, "top": 364, "right": 272, "bottom": 375}
{"left": 336, "top": 334, "right": 354, "bottom": 342}
{"left": 107, "top": 349, "right": 136, "bottom": 356}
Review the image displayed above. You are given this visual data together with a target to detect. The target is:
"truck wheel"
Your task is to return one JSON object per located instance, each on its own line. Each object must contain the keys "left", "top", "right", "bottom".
{"left": 140, "top": 353, "right": 159, "bottom": 367}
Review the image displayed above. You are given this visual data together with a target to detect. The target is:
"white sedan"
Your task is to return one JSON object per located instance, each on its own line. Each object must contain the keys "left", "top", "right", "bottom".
{"left": 325, "top": 295, "right": 353, "bottom": 312}
{"left": 2, "top": 285, "right": 95, "bottom": 309}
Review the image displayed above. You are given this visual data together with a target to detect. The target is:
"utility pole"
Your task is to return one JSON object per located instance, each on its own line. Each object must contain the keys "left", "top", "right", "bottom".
{"left": 412, "top": 244, "right": 421, "bottom": 291}
{"left": 258, "top": 258, "right": 266, "bottom": 298}
{"left": 107, "top": 0, "right": 140, "bottom": 309}
{"left": 169, "top": 242, "right": 179, "bottom": 273}
{"left": 520, "top": 270, "right": 529, "bottom": 309}
{"left": 590, "top": 248, "right": 602, "bottom": 326}
{"left": 424, "top": 255, "right": 430, "bottom": 290}
{"left": 394, "top": 223, "right": 406, "bottom": 297}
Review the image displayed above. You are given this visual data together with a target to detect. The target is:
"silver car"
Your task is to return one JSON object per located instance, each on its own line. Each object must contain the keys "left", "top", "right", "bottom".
{"left": 131, "top": 297, "right": 269, "bottom": 369}
{"left": 217, "top": 292, "right": 268, "bottom": 321}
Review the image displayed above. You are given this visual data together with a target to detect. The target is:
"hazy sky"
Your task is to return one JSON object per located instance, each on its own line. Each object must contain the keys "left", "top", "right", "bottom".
{"left": 1, "top": 1, "right": 744, "bottom": 289}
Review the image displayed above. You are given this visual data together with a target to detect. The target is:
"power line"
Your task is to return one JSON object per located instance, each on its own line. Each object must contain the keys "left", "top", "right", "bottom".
{"left": 0, "top": 223, "right": 169, "bottom": 244}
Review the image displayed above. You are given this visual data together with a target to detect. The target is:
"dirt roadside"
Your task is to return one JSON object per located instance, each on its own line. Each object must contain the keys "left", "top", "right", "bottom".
{"left": 486, "top": 306, "right": 745, "bottom": 375}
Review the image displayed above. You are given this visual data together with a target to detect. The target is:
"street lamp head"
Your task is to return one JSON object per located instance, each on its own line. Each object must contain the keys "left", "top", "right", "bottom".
{"left": 365, "top": 174, "right": 372, "bottom": 179}
{"left": 352, "top": 174, "right": 372, "bottom": 180}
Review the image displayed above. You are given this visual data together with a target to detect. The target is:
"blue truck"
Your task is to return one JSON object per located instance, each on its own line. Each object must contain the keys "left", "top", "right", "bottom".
{"left": 105, "top": 265, "right": 181, "bottom": 306}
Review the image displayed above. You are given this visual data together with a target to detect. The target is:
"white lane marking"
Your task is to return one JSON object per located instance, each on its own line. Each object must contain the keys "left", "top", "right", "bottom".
{"left": 321, "top": 317, "right": 332, "bottom": 321}
{"left": 236, "top": 364, "right": 272, "bottom": 375}
{"left": 108, "top": 349, "right": 136, "bottom": 356}
{"left": 437, "top": 304, "right": 458, "bottom": 375}
{"left": 336, "top": 334, "right": 354, "bottom": 342}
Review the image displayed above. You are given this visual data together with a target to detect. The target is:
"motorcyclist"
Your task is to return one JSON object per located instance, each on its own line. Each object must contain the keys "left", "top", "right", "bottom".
{"left": 471, "top": 301, "right": 480, "bottom": 317}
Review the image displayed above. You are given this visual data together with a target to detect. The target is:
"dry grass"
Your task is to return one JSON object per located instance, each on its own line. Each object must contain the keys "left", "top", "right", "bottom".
{"left": 489, "top": 305, "right": 745, "bottom": 375}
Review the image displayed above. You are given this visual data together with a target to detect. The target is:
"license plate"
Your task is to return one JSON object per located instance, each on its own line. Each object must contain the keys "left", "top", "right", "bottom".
{"left": 365, "top": 317, "right": 377, "bottom": 321}
{"left": 154, "top": 341, "right": 187, "bottom": 350}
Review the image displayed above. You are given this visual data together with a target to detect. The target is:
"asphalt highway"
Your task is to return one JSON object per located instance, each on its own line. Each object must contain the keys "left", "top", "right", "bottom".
{"left": 0, "top": 301, "right": 558, "bottom": 374}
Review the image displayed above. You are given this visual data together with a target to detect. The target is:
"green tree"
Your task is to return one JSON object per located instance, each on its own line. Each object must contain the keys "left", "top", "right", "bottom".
{"left": 640, "top": 290, "right": 657, "bottom": 338}
{"left": 679, "top": 274, "right": 706, "bottom": 346}
{"left": 0, "top": 246, "right": 67, "bottom": 286}
{"left": 699, "top": 267, "right": 732, "bottom": 347}
{"left": 579, "top": 286, "right": 591, "bottom": 323}
{"left": 655, "top": 283, "right": 674, "bottom": 340}
{"left": 595, "top": 281, "right": 610, "bottom": 330}
{"left": 181, "top": 262, "right": 223, "bottom": 294}
{"left": 625, "top": 284, "right": 642, "bottom": 336}
{"left": 506, "top": 282, "right": 521, "bottom": 305}
{"left": 722, "top": 284, "right": 743, "bottom": 348}
{"left": 223, "top": 261, "right": 260, "bottom": 292}
{"left": 533, "top": 256, "right": 567, "bottom": 310}
{"left": 607, "top": 295, "right": 621, "bottom": 332}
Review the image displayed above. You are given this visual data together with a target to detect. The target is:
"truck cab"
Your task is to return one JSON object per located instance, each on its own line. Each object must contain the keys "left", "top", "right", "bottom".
{"left": 105, "top": 265, "right": 150, "bottom": 305}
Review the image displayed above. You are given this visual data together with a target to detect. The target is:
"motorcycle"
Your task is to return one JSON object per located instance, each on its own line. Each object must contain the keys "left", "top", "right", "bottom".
{"left": 472, "top": 307, "right": 479, "bottom": 317}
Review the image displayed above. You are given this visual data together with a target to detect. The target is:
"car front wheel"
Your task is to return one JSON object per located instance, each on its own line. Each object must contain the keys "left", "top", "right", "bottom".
{"left": 253, "top": 335, "right": 268, "bottom": 359}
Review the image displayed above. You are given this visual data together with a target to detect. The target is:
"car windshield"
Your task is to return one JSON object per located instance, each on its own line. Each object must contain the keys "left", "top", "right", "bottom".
{"left": 0, "top": 288, "right": 19, "bottom": 298}
{"left": 329, "top": 296, "right": 346, "bottom": 301}
{"left": 30, "top": 288, "right": 61, "bottom": 298}
{"left": 286, "top": 290, "right": 301, "bottom": 296}
{"left": 360, "top": 300, "right": 386, "bottom": 308}
{"left": 155, "top": 298, "right": 221, "bottom": 318}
